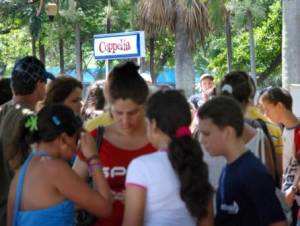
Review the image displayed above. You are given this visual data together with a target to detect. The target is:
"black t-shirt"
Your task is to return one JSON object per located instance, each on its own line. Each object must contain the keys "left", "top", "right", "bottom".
{"left": 215, "top": 151, "right": 286, "bottom": 226}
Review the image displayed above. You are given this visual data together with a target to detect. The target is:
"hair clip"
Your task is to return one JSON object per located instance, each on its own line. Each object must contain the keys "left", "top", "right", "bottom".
{"left": 221, "top": 84, "right": 233, "bottom": 94}
{"left": 52, "top": 115, "right": 61, "bottom": 126}
{"left": 25, "top": 115, "right": 38, "bottom": 132}
{"left": 176, "top": 126, "right": 192, "bottom": 138}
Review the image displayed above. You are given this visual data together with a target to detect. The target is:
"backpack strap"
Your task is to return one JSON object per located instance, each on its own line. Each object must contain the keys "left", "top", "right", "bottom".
{"left": 256, "top": 118, "right": 280, "bottom": 187}
{"left": 95, "top": 126, "right": 105, "bottom": 153}
{"left": 86, "top": 126, "right": 105, "bottom": 185}
{"left": 257, "top": 128, "right": 266, "bottom": 164}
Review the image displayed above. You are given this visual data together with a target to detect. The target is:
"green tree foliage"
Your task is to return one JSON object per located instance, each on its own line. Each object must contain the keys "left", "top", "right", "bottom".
{"left": 0, "top": 1, "right": 36, "bottom": 75}
{"left": 209, "top": 0, "right": 227, "bottom": 33}
{"left": 0, "top": 0, "right": 281, "bottom": 88}
{"left": 0, "top": 0, "right": 130, "bottom": 74}
{"left": 207, "top": 1, "right": 281, "bottom": 86}
{"left": 146, "top": 35, "right": 175, "bottom": 77}
{"left": 0, "top": 28, "right": 32, "bottom": 76}
{"left": 227, "top": 0, "right": 268, "bottom": 28}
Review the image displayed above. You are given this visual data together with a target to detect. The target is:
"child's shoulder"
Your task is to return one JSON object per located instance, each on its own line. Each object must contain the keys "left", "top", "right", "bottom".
{"left": 42, "top": 158, "right": 72, "bottom": 176}
{"left": 229, "top": 152, "right": 268, "bottom": 177}
{"left": 132, "top": 151, "right": 165, "bottom": 164}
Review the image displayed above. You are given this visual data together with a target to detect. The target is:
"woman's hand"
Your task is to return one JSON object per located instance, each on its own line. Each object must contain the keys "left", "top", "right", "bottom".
{"left": 79, "top": 132, "right": 98, "bottom": 160}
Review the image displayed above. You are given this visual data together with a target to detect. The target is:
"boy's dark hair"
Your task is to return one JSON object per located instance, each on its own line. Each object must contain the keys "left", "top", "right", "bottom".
{"left": 34, "top": 104, "right": 82, "bottom": 142}
{"left": 261, "top": 87, "right": 293, "bottom": 111}
{"left": 198, "top": 96, "right": 244, "bottom": 137}
{"left": 108, "top": 61, "right": 148, "bottom": 104}
{"left": 146, "top": 90, "right": 213, "bottom": 220}
{"left": 218, "top": 71, "right": 254, "bottom": 104}
{"left": 44, "top": 75, "right": 83, "bottom": 106}
{"left": 10, "top": 104, "right": 82, "bottom": 166}
{"left": 11, "top": 56, "right": 54, "bottom": 95}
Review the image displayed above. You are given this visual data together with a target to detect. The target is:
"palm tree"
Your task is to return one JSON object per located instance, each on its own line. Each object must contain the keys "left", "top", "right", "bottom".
{"left": 227, "top": 0, "right": 266, "bottom": 85}
{"left": 59, "top": 0, "right": 82, "bottom": 81}
{"left": 282, "top": 0, "right": 300, "bottom": 89}
{"left": 139, "top": 0, "right": 210, "bottom": 96}
{"left": 209, "top": 0, "right": 233, "bottom": 72}
{"left": 29, "top": 15, "right": 41, "bottom": 56}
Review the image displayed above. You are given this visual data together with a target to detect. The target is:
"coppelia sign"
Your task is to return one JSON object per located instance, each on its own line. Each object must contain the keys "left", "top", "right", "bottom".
{"left": 94, "top": 31, "right": 146, "bottom": 60}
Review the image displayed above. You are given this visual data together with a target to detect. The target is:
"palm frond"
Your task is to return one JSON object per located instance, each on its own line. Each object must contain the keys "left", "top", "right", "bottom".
{"left": 209, "top": 0, "right": 226, "bottom": 33}
{"left": 177, "top": 0, "right": 210, "bottom": 49}
{"left": 138, "top": 0, "right": 175, "bottom": 37}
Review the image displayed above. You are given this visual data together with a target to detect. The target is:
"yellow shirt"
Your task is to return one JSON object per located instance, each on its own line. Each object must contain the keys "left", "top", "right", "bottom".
{"left": 84, "top": 112, "right": 113, "bottom": 132}
{"left": 246, "top": 105, "right": 283, "bottom": 155}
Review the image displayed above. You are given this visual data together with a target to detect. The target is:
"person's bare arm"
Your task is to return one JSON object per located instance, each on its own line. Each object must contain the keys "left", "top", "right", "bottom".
{"left": 72, "top": 155, "right": 89, "bottom": 179}
{"left": 122, "top": 185, "right": 146, "bottom": 226}
{"left": 197, "top": 197, "right": 214, "bottom": 226}
{"left": 51, "top": 133, "right": 112, "bottom": 217}
{"left": 50, "top": 159, "right": 112, "bottom": 217}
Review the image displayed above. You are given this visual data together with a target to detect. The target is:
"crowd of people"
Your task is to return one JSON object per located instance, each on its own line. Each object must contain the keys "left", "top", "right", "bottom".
{"left": 0, "top": 55, "right": 299, "bottom": 226}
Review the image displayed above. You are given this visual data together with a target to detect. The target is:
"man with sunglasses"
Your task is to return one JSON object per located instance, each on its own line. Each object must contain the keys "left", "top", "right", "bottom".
{"left": 0, "top": 56, "right": 54, "bottom": 226}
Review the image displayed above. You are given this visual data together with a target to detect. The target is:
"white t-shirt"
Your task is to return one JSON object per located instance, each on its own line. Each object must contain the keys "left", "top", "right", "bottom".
{"left": 246, "top": 128, "right": 266, "bottom": 164}
{"left": 282, "top": 127, "right": 300, "bottom": 192}
{"left": 201, "top": 145, "right": 226, "bottom": 191}
{"left": 126, "top": 151, "right": 196, "bottom": 226}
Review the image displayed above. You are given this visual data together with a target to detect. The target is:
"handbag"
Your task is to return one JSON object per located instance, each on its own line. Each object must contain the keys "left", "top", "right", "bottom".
{"left": 74, "top": 126, "right": 105, "bottom": 226}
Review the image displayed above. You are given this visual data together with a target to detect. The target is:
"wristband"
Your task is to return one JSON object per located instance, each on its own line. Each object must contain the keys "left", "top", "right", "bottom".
{"left": 88, "top": 162, "right": 102, "bottom": 176}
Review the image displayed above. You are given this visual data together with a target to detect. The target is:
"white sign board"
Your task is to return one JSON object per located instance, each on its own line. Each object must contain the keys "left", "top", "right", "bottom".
{"left": 94, "top": 31, "right": 145, "bottom": 60}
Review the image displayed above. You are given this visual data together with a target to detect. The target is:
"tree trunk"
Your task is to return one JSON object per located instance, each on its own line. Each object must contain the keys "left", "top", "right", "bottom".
{"left": 130, "top": 0, "right": 136, "bottom": 30}
{"left": 106, "top": 0, "right": 112, "bottom": 72}
{"left": 106, "top": 17, "right": 111, "bottom": 34}
{"left": 149, "top": 37, "right": 155, "bottom": 83}
{"left": 175, "top": 7, "right": 195, "bottom": 97}
{"left": 59, "top": 38, "right": 65, "bottom": 74}
{"left": 282, "top": 0, "right": 300, "bottom": 89}
{"left": 38, "top": 40, "right": 45, "bottom": 65}
{"left": 225, "top": 12, "right": 233, "bottom": 72}
{"left": 31, "top": 35, "right": 36, "bottom": 57}
{"left": 247, "top": 11, "right": 257, "bottom": 85}
{"left": 75, "top": 23, "right": 82, "bottom": 81}
{"left": 257, "top": 52, "right": 281, "bottom": 84}
{"left": 107, "top": 0, "right": 112, "bottom": 33}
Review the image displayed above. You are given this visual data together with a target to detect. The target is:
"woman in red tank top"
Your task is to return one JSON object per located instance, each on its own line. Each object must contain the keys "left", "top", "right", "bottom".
{"left": 74, "top": 62, "right": 156, "bottom": 226}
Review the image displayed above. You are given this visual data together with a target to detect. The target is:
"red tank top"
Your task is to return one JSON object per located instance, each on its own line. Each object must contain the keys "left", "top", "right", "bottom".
{"left": 90, "top": 129, "right": 156, "bottom": 226}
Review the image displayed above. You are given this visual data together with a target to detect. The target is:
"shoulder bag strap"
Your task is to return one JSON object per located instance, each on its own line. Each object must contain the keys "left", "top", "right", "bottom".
{"left": 256, "top": 119, "right": 280, "bottom": 186}
{"left": 95, "top": 126, "right": 105, "bottom": 153}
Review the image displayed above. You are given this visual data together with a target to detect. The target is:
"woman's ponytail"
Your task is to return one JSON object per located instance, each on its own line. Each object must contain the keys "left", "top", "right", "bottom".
{"left": 168, "top": 134, "right": 213, "bottom": 219}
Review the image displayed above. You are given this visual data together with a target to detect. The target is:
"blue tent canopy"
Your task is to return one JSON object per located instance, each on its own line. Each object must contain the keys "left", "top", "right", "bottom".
{"left": 156, "top": 68, "right": 200, "bottom": 86}
{"left": 47, "top": 67, "right": 105, "bottom": 84}
{"left": 156, "top": 68, "right": 175, "bottom": 85}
